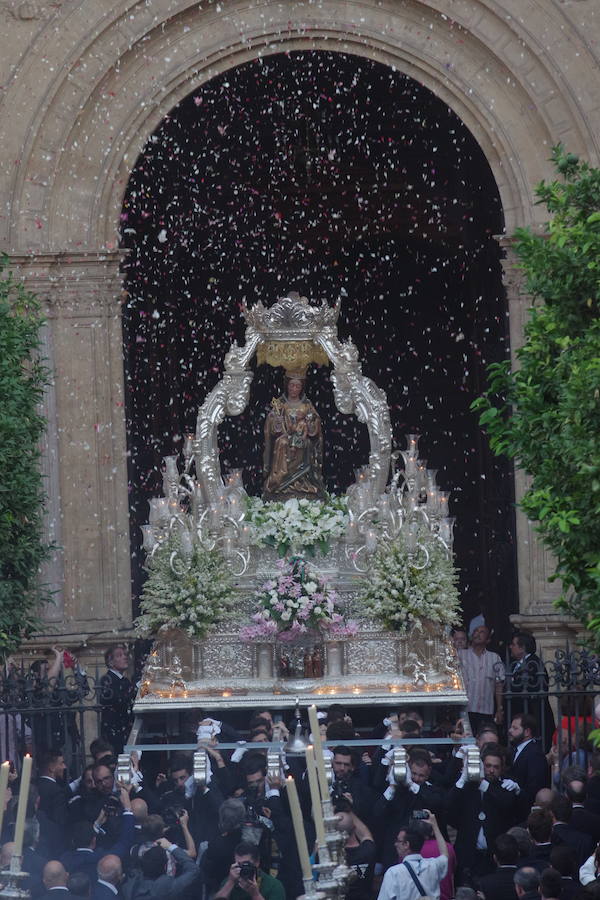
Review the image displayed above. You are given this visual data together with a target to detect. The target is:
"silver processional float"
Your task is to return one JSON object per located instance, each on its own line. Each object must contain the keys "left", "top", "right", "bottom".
{"left": 115, "top": 293, "right": 479, "bottom": 900}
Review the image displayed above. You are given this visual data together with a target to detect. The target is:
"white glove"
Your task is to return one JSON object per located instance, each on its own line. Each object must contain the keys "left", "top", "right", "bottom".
{"left": 501, "top": 778, "right": 521, "bottom": 793}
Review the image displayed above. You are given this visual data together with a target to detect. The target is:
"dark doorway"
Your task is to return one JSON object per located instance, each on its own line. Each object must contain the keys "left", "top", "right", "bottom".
{"left": 120, "top": 50, "right": 516, "bottom": 643}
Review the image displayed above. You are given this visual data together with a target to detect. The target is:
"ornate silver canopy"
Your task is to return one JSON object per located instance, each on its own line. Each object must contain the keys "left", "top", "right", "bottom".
{"left": 194, "top": 292, "right": 392, "bottom": 509}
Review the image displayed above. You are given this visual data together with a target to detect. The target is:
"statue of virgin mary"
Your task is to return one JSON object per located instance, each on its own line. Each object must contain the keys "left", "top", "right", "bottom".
{"left": 262, "top": 371, "right": 327, "bottom": 501}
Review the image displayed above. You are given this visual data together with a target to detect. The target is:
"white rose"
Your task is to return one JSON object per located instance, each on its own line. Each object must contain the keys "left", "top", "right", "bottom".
{"left": 305, "top": 582, "right": 317, "bottom": 594}
{"left": 281, "top": 610, "right": 292, "bottom": 621}
{"left": 313, "top": 606, "right": 322, "bottom": 614}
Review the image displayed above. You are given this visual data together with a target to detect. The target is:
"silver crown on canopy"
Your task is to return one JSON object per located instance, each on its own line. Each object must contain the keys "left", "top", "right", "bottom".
{"left": 242, "top": 291, "right": 341, "bottom": 339}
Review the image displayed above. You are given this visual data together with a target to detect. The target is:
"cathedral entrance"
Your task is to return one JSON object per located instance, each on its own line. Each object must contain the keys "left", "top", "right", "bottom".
{"left": 120, "top": 50, "right": 516, "bottom": 642}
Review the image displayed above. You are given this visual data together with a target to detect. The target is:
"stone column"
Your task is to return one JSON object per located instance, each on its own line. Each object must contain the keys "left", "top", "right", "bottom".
{"left": 497, "top": 238, "right": 580, "bottom": 651}
{"left": 9, "top": 251, "right": 133, "bottom": 644}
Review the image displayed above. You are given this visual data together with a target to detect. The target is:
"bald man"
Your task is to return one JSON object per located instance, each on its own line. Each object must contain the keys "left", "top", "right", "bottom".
{"left": 94, "top": 855, "right": 123, "bottom": 899}
{"left": 41, "top": 860, "right": 71, "bottom": 898}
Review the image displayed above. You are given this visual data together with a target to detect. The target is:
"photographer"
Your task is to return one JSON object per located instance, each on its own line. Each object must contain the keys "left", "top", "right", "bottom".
{"left": 214, "top": 841, "right": 285, "bottom": 900}
{"left": 60, "top": 782, "right": 136, "bottom": 876}
{"left": 377, "top": 811, "right": 448, "bottom": 900}
{"left": 373, "top": 748, "right": 446, "bottom": 868}
{"left": 237, "top": 754, "right": 302, "bottom": 900}
{"left": 329, "top": 746, "right": 374, "bottom": 827}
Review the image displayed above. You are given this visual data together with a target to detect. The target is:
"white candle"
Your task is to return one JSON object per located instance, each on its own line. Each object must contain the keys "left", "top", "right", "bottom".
{"left": 285, "top": 776, "right": 312, "bottom": 881}
{"left": 0, "top": 761, "right": 9, "bottom": 839}
{"left": 308, "top": 706, "right": 329, "bottom": 801}
{"left": 305, "top": 746, "right": 326, "bottom": 847}
{"left": 12, "top": 754, "right": 32, "bottom": 857}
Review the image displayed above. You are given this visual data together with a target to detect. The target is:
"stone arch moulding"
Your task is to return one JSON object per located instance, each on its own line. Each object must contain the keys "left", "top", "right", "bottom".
{"left": 5, "top": 0, "right": 599, "bottom": 253}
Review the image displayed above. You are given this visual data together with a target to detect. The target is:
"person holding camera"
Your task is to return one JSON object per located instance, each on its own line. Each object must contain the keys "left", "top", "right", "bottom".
{"left": 60, "top": 782, "right": 136, "bottom": 878}
{"left": 214, "top": 841, "right": 285, "bottom": 900}
{"left": 329, "top": 746, "right": 374, "bottom": 827}
{"left": 377, "top": 811, "right": 448, "bottom": 900}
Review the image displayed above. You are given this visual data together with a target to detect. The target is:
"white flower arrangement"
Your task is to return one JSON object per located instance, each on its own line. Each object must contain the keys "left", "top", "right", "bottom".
{"left": 245, "top": 495, "right": 349, "bottom": 557}
{"left": 241, "top": 556, "right": 358, "bottom": 641}
{"left": 358, "top": 528, "right": 461, "bottom": 635}
{"left": 134, "top": 538, "right": 235, "bottom": 639}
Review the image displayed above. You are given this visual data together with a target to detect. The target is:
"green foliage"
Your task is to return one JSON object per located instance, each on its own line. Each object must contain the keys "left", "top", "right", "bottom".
{"left": 472, "top": 146, "right": 600, "bottom": 642}
{"left": 0, "top": 256, "right": 52, "bottom": 655}
{"left": 134, "top": 538, "right": 236, "bottom": 638}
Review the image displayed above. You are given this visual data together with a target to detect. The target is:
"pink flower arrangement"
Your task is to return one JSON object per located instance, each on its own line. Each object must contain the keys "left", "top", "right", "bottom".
{"left": 240, "top": 556, "right": 357, "bottom": 641}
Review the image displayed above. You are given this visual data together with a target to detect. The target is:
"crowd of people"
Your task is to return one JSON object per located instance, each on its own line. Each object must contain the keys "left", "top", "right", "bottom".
{"left": 1, "top": 638, "right": 599, "bottom": 900}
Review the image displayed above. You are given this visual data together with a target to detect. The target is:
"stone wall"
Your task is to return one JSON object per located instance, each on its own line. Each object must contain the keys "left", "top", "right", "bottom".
{"left": 1, "top": 0, "right": 599, "bottom": 658}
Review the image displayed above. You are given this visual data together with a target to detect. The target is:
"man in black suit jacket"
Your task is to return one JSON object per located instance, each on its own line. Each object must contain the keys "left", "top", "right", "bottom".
{"left": 99, "top": 645, "right": 135, "bottom": 754}
{"left": 372, "top": 748, "right": 447, "bottom": 868}
{"left": 520, "top": 807, "right": 553, "bottom": 873}
{"left": 39, "top": 860, "right": 71, "bottom": 900}
{"left": 37, "top": 750, "right": 72, "bottom": 857}
{"left": 509, "top": 714, "right": 549, "bottom": 817}
{"left": 563, "top": 772, "right": 600, "bottom": 843}
{"left": 447, "top": 745, "right": 520, "bottom": 879}
{"left": 508, "top": 633, "right": 555, "bottom": 751}
{"left": 476, "top": 833, "right": 519, "bottom": 900}
{"left": 93, "top": 855, "right": 123, "bottom": 900}
{"left": 550, "top": 793, "right": 594, "bottom": 867}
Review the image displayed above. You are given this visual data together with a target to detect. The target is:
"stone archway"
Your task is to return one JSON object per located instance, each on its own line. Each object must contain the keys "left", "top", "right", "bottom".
{"left": 3, "top": 0, "right": 597, "bottom": 650}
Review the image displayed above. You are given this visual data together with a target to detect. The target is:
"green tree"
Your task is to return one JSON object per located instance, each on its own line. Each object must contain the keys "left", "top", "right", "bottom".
{"left": 472, "top": 146, "right": 600, "bottom": 642}
{"left": 0, "top": 256, "right": 52, "bottom": 655}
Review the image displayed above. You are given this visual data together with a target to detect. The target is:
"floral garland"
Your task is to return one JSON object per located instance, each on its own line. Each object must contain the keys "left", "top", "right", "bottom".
{"left": 241, "top": 556, "right": 357, "bottom": 642}
{"left": 244, "top": 495, "right": 348, "bottom": 557}
{"left": 358, "top": 530, "right": 461, "bottom": 635}
{"left": 134, "top": 538, "right": 235, "bottom": 639}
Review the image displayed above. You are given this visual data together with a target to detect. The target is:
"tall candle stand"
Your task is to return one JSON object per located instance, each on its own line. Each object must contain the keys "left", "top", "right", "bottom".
{"left": 311, "top": 798, "right": 355, "bottom": 900}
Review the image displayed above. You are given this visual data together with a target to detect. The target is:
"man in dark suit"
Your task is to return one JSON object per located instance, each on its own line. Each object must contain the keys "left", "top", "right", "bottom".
{"left": 509, "top": 714, "right": 549, "bottom": 817}
{"left": 37, "top": 750, "right": 72, "bottom": 857}
{"left": 39, "top": 860, "right": 71, "bottom": 899}
{"left": 520, "top": 807, "right": 553, "bottom": 872}
{"left": 513, "top": 866, "right": 540, "bottom": 900}
{"left": 508, "top": 633, "right": 555, "bottom": 751}
{"left": 476, "top": 833, "right": 519, "bottom": 900}
{"left": 99, "top": 645, "right": 136, "bottom": 755}
{"left": 93, "top": 855, "right": 123, "bottom": 900}
{"left": 61, "top": 785, "right": 135, "bottom": 877}
{"left": 372, "top": 748, "right": 447, "bottom": 869}
{"left": 121, "top": 838, "right": 200, "bottom": 899}
{"left": 447, "top": 744, "right": 520, "bottom": 880}
{"left": 550, "top": 793, "right": 594, "bottom": 867}
{"left": 562, "top": 770, "right": 600, "bottom": 843}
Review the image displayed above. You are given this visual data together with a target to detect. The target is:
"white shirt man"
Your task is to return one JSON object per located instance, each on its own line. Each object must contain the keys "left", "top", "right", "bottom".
{"left": 377, "top": 812, "right": 448, "bottom": 900}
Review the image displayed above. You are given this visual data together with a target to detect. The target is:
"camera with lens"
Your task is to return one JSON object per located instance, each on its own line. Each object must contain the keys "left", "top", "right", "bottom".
{"left": 103, "top": 796, "right": 122, "bottom": 817}
{"left": 163, "top": 806, "right": 186, "bottom": 827}
{"left": 331, "top": 780, "right": 351, "bottom": 801}
{"left": 239, "top": 862, "right": 257, "bottom": 882}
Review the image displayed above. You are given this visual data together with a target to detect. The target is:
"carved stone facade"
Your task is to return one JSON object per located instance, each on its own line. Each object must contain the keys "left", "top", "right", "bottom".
{"left": 1, "top": 0, "right": 599, "bottom": 658}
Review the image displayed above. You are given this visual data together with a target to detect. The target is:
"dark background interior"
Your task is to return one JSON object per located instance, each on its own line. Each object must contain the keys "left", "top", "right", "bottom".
{"left": 120, "top": 50, "right": 517, "bottom": 646}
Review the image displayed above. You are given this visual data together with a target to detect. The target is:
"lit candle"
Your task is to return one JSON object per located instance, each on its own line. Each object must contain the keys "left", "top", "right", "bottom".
{"left": 0, "top": 761, "right": 9, "bottom": 839}
{"left": 285, "top": 776, "right": 312, "bottom": 881}
{"left": 308, "top": 705, "right": 329, "bottom": 801}
{"left": 12, "top": 754, "right": 32, "bottom": 857}
{"left": 305, "top": 746, "right": 326, "bottom": 847}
